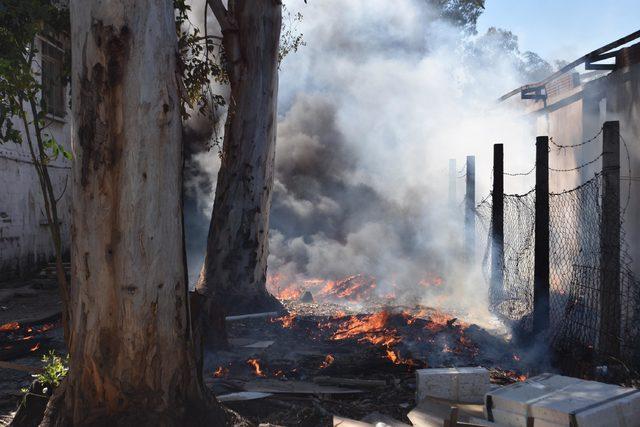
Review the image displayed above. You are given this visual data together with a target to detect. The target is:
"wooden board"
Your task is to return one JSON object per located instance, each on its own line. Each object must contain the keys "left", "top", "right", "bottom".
{"left": 239, "top": 379, "right": 364, "bottom": 395}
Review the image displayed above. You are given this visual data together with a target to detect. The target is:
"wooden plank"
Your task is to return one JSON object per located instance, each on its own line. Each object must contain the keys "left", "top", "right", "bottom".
{"left": 225, "top": 311, "right": 279, "bottom": 321}
{"left": 313, "top": 376, "right": 387, "bottom": 388}
{"left": 239, "top": 379, "right": 364, "bottom": 395}
{"left": 216, "top": 391, "right": 273, "bottom": 402}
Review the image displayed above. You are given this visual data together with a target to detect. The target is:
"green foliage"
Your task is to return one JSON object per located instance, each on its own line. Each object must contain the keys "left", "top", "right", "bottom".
{"left": 20, "top": 351, "right": 69, "bottom": 397}
{"left": 33, "top": 351, "right": 69, "bottom": 393}
{"left": 428, "top": 0, "right": 485, "bottom": 34}
{"left": 42, "top": 135, "right": 71, "bottom": 162}
{"left": 469, "top": 27, "right": 554, "bottom": 84}
{"left": 279, "top": 5, "right": 306, "bottom": 67}
{"left": 1, "top": 0, "right": 304, "bottom": 134}
{"left": 175, "top": 0, "right": 226, "bottom": 118}
{"left": 174, "top": 1, "right": 305, "bottom": 118}
{"left": 0, "top": 0, "right": 69, "bottom": 152}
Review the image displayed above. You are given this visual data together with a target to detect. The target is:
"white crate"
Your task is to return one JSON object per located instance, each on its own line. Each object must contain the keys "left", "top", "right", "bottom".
{"left": 416, "top": 367, "right": 490, "bottom": 404}
{"left": 486, "top": 373, "right": 581, "bottom": 420}
{"left": 485, "top": 374, "right": 640, "bottom": 427}
{"left": 575, "top": 391, "right": 640, "bottom": 427}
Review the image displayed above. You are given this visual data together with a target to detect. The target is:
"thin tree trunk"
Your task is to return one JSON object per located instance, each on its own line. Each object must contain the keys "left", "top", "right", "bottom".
{"left": 49, "top": 1, "right": 224, "bottom": 425}
{"left": 196, "top": 0, "right": 283, "bottom": 331}
{"left": 18, "top": 99, "right": 71, "bottom": 343}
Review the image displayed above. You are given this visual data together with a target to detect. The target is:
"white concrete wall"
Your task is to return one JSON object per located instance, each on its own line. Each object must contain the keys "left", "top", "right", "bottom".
{"left": 0, "top": 38, "right": 72, "bottom": 280}
{"left": 525, "top": 61, "right": 640, "bottom": 277}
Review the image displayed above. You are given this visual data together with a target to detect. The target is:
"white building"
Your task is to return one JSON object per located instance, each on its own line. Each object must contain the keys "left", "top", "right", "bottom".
{"left": 0, "top": 36, "right": 71, "bottom": 280}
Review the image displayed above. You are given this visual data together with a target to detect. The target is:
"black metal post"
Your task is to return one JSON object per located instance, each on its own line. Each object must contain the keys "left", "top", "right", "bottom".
{"left": 533, "top": 136, "right": 550, "bottom": 336}
{"left": 491, "top": 144, "right": 504, "bottom": 305}
{"left": 464, "top": 155, "right": 476, "bottom": 264}
{"left": 599, "top": 121, "right": 621, "bottom": 357}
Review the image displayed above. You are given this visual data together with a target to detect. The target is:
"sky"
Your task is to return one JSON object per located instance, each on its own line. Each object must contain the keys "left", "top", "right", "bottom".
{"left": 477, "top": 0, "right": 640, "bottom": 62}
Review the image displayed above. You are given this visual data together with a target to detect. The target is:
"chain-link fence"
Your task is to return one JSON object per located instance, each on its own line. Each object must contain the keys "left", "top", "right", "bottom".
{"left": 475, "top": 126, "right": 640, "bottom": 370}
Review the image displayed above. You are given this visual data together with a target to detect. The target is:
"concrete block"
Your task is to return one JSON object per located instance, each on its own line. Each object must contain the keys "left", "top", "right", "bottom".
{"left": 416, "top": 367, "right": 490, "bottom": 404}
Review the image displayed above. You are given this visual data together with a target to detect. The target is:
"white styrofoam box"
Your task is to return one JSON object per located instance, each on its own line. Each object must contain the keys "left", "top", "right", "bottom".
{"left": 489, "top": 408, "right": 530, "bottom": 427}
{"left": 575, "top": 391, "right": 640, "bottom": 427}
{"left": 532, "top": 420, "right": 565, "bottom": 427}
{"left": 416, "top": 367, "right": 490, "bottom": 404}
{"left": 490, "top": 411, "right": 574, "bottom": 427}
{"left": 530, "top": 380, "right": 635, "bottom": 425}
{"left": 485, "top": 374, "right": 640, "bottom": 427}
{"left": 486, "top": 373, "right": 581, "bottom": 418}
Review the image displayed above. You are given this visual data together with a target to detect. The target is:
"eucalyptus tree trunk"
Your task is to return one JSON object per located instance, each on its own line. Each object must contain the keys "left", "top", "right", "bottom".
{"left": 196, "top": 0, "right": 283, "bottom": 328}
{"left": 48, "top": 1, "right": 224, "bottom": 425}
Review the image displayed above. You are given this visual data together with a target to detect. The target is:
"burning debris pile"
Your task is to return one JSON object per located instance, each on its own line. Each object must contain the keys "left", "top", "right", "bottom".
{"left": 210, "top": 302, "right": 527, "bottom": 380}
{"left": 267, "top": 272, "right": 447, "bottom": 307}
{"left": 205, "top": 289, "right": 531, "bottom": 425}
{"left": 267, "top": 274, "right": 379, "bottom": 303}
{"left": 0, "top": 314, "right": 60, "bottom": 361}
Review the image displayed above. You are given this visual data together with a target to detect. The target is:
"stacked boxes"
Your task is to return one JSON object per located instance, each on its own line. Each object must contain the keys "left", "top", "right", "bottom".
{"left": 485, "top": 374, "right": 640, "bottom": 427}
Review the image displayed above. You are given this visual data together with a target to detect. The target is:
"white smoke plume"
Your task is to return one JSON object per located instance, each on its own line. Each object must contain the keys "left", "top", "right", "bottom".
{"left": 184, "top": 0, "right": 550, "bottom": 325}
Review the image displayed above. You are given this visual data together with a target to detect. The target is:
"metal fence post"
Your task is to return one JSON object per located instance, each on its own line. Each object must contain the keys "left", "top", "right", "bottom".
{"left": 533, "top": 136, "right": 550, "bottom": 336}
{"left": 491, "top": 144, "right": 504, "bottom": 306}
{"left": 599, "top": 121, "right": 621, "bottom": 357}
{"left": 464, "top": 155, "right": 476, "bottom": 265}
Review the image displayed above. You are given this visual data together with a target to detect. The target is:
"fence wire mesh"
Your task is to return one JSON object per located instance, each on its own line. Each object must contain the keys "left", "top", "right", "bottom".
{"left": 476, "top": 173, "right": 640, "bottom": 369}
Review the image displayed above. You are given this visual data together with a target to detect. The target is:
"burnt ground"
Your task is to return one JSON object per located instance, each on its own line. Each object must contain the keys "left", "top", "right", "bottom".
{"left": 0, "top": 277, "right": 531, "bottom": 427}
{"left": 204, "top": 300, "right": 531, "bottom": 426}
{"left": 0, "top": 277, "right": 66, "bottom": 426}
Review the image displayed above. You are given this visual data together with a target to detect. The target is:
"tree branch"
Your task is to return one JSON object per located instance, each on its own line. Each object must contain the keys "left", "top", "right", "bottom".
{"left": 206, "top": 0, "right": 238, "bottom": 33}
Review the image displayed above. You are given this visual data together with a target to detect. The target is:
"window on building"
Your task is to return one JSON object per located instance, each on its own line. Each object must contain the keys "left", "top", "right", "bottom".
{"left": 40, "top": 38, "right": 65, "bottom": 118}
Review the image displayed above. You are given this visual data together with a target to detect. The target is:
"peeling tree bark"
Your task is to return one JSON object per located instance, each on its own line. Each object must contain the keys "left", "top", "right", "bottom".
{"left": 52, "top": 1, "right": 224, "bottom": 425}
{"left": 196, "top": 0, "right": 283, "bottom": 327}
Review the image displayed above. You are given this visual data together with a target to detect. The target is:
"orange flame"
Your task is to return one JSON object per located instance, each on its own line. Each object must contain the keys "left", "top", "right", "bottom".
{"left": 319, "top": 274, "right": 377, "bottom": 301}
{"left": 503, "top": 370, "right": 528, "bottom": 382}
{"left": 30, "top": 342, "right": 40, "bottom": 352}
{"left": 320, "top": 354, "right": 335, "bottom": 369}
{"left": 385, "top": 349, "right": 416, "bottom": 366}
{"left": 331, "top": 311, "right": 400, "bottom": 347}
{"left": 273, "top": 313, "right": 297, "bottom": 328}
{"left": 0, "top": 322, "right": 20, "bottom": 332}
{"left": 213, "top": 366, "right": 228, "bottom": 378}
{"left": 402, "top": 309, "right": 427, "bottom": 325}
{"left": 38, "top": 323, "right": 55, "bottom": 333}
{"left": 247, "top": 358, "right": 265, "bottom": 377}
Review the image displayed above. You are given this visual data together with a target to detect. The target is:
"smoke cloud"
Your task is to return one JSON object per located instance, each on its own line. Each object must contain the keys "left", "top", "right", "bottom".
{"left": 185, "top": 0, "right": 551, "bottom": 324}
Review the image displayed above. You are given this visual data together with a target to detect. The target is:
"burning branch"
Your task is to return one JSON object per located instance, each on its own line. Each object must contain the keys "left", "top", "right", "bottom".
{"left": 319, "top": 354, "right": 335, "bottom": 369}
{"left": 247, "top": 358, "right": 266, "bottom": 377}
